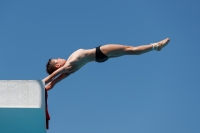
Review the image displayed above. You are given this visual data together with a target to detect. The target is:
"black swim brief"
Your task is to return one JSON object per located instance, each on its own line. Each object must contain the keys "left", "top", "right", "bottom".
{"left": 95, "top": 46, "right": 108, "bottom": 63}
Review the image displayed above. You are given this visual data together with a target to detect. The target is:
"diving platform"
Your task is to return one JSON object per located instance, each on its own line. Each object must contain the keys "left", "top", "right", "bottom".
{"left": 0, "top": 80, "right": 47, "bottom": 133}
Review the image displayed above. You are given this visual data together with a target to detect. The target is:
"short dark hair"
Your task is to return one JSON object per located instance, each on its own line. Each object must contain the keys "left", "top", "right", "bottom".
{"left": 46, "top": 59, "right": 56, "bottom": 75}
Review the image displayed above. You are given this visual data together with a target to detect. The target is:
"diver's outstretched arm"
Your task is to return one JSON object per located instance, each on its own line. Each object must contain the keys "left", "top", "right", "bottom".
{"left": 43, "top": 66, "right": 67, "bottom": 84}
{"left": 45, "top": 73, "right": 70, "bottom": 91}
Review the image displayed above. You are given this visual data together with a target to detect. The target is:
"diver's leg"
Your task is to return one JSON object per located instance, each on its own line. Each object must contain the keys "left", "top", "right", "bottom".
{"left": 100, "top": 38, "right": 170, "bottom": 57}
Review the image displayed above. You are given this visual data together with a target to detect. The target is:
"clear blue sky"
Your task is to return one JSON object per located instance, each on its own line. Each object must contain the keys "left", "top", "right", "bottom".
{"left": 1, "top": 0, "right": 200, "bottom": 133}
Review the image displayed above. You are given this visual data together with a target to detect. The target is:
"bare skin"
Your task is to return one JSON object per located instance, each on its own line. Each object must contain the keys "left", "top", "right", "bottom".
{"left": 43, "top": 38, "right": 170, "bottom": 90}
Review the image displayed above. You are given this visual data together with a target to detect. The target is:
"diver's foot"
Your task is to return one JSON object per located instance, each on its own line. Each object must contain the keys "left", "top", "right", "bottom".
{"left": 156, "top": 38, "right": 170, "bottom": 51}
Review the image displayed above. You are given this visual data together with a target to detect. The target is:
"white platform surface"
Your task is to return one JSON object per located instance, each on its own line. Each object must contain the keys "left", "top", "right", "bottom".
{"left": 0, "top": 80, "right": 46, "bottom": 133}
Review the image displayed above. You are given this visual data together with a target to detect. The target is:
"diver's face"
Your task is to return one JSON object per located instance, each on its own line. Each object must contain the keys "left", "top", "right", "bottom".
{"left": 52, "top": 58, "right": 66, "bottom": 68}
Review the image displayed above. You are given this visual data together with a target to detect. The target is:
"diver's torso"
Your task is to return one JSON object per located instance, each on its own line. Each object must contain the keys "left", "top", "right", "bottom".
{"left": 65, "top": 48, "right": 95, "bottom": 73}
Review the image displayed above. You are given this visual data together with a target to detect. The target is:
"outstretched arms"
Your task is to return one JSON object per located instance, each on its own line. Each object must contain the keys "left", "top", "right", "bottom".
{"left": 43, "top": 66, "right": 67, "bottom": 84}
{"left": 43, "top": 61, "right": 74, "bottom": 90}
{"left": 43, "top": 61, "right": 74, "bottom": 84}
{"left": 45, "top": 73, "right": 70, "bottom": 91}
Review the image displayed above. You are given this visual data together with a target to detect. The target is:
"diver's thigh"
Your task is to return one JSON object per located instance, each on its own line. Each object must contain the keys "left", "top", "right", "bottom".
{"left": 100, "top": 44, "right": 129, "bottom": 57}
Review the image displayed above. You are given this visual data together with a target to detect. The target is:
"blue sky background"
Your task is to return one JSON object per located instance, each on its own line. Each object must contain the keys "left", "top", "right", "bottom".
{"left": 1, "top": 0, "right": 200, "bottom": 133}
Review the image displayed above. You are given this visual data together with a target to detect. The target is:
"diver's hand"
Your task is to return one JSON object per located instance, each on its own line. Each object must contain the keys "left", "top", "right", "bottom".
{"left": 45, "top": 82, "right": 54, "bottom": 91}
